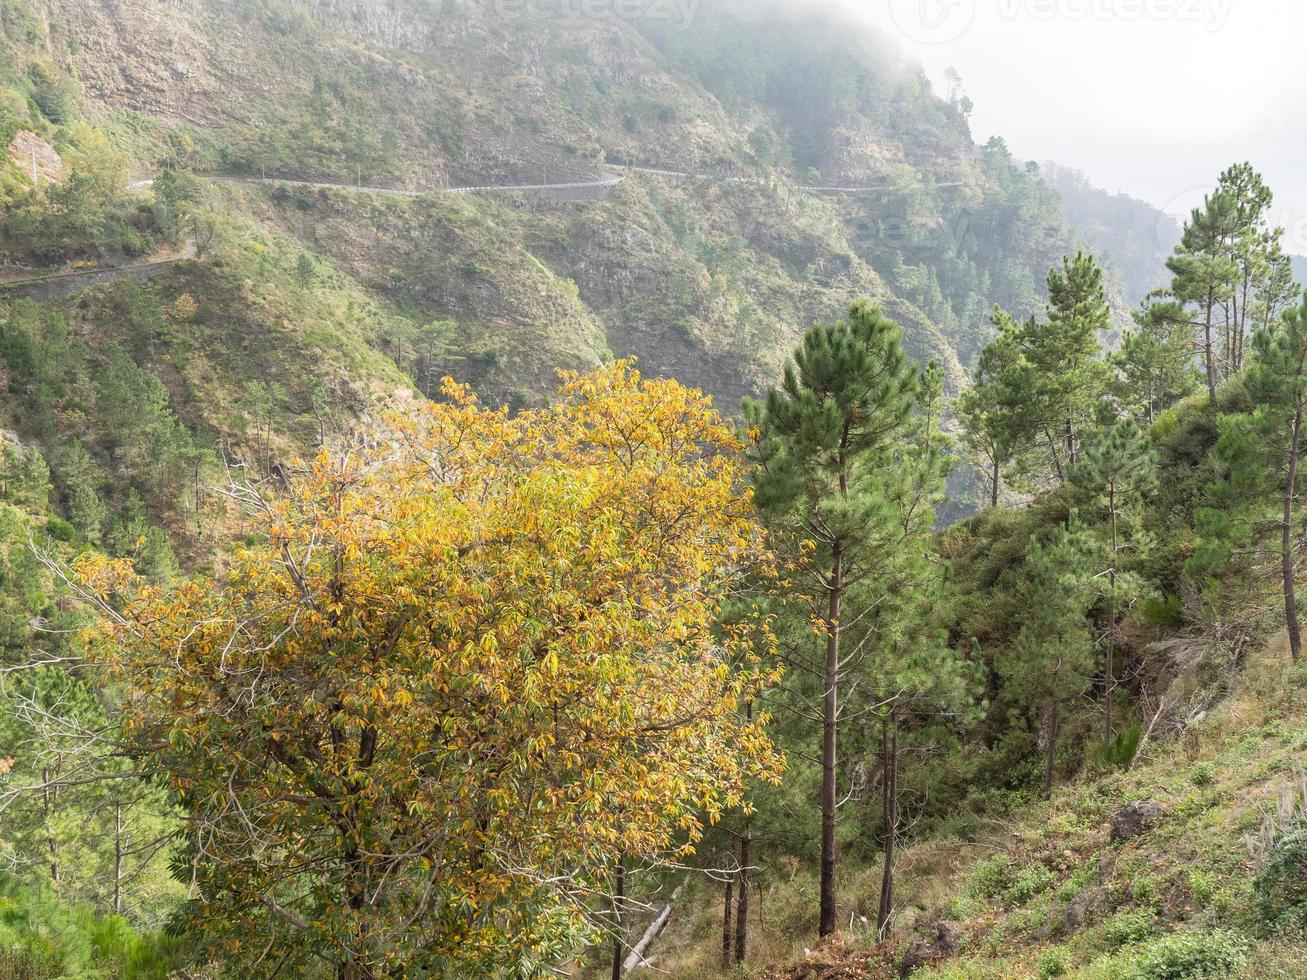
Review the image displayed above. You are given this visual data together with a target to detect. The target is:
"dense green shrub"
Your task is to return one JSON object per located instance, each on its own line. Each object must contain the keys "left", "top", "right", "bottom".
{"left": 1102, "top": 908, "right": 1157, "bottom": 950}
{"left": 0, "top": 876, "right": 184, "bottom": 979}
{"left": 0, "top": 947, "right": 59, "bottom": 979}
{"left": 1037, "top": 947, "right": 1068, "bottom": 977}
{"left": 1056, "top": 858, "right": 1099, "bottom": 902}
{"left": 1254, "top": 826, "right": 1307, "bottom": 930}
{"left": 26, "top": 63, "right": 74, "bottom": 125}
{"left": 970, "top": 854, "right": 1015, "bottom": 899}
{"left": 1005, "top": 863, "right": 1054, "bottom": 904}
{"left": 1092, "top": 725, "right": 1142, "bottom": 770}
{"left": 41, "top": 515, "right": 74, "bottom": 542}
{"left": 1122, "top": 929, "right": 1249, "bottom": 979}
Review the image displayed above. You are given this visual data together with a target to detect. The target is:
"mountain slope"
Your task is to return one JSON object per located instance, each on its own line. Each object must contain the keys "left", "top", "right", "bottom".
{"left": 7, "top": 0, "right": 1117, "bottom": 406}
{"left": 617, "top": 642, "right": 1306, "bottom": 979}
{"left": 1041, "top": 162, "right": 1180, "bottom": 310}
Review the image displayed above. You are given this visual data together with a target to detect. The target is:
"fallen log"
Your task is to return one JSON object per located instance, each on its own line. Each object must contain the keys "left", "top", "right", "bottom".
{"left": 621, "top": 876, "right": 689, "bottom": 974}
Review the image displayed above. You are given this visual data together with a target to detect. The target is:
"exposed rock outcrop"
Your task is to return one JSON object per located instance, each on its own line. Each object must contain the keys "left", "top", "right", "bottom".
{"left": 5, "top": 131, "right": 62, "bottom": 184}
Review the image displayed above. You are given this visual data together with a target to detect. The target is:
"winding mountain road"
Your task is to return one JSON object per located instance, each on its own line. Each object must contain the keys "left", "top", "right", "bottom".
{"left": 6, "top": 164, "right": 964, "bottom": 295}
{"left": 137, "top": 164, "right": 960, "bottom": 199}
{"left": 0, "top": 244, "right": 197, "bottom": 300}
{"left": 614, "top": 163, "right": 965, "bottom": 193}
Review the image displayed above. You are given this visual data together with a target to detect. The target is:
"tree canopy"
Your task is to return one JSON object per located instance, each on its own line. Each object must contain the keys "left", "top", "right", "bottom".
{"left": 75, "top": 363, "right": 783, "bottom": 978}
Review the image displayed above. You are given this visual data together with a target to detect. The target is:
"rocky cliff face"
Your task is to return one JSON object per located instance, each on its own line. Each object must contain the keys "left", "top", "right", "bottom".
{"left": 52, "top": 0, "right": 749, "bottom": 187}
{"left": 56, "top": 0, "right": 227, "bottom": 125}
{"left": 5, "top": 131, "right": 61, "bottom": 183}
{"left": 299, "top": 0, "right": 439, "bottom": 53}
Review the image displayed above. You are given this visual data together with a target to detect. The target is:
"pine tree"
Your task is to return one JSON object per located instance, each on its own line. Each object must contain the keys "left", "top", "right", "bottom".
{"left": 964, "top": 255, "right": 1108, "bottom": 490}
{"left": 866, "top": 361, "right": 972, "bottom": 933}
{"left": 296, "top": 252, "right": 317, "bottom": 289}
{"left": 1112, "top": 295, "right": 1200, "bottom": 424}
{"left": 1163, "top": 191, "right": 1240, "bottom": 406}
{"left": 51, "top": 441, "right": 106, "bottom": 543}
{"left": 1033, "top": 252, "right": 1112, "bottom": 470}
{"left": 958, "top": 309, "right": 1024, "bottom": 507}
{"left": 1251, "top": 246, "right": 1298, "bottom": 339}
{"left": 152, "top": 166, "right": 203, "bottom": 245}
{"left": 125, "top": 281, "right": 170, "bottom": 361}
{"left": 1231, "top": 291, "right": 1307, "bottom": 661}
{"left": 2, "top": 445, "right": 54, "bottom": 512}
{"left": 748, "top": 300, "right": 919, "bottom": 938}
{"left": 1153, "top": 165, "right": 1287, "bottom": 408}
{"left": 1071, "top": 418, "right": 1158, "bottom": 741}
{"left": 1216, "top": 163, "right": 1278, "bottom": 373}
{"left": 999, "top": 530, "right": 1095, "bottom": 796}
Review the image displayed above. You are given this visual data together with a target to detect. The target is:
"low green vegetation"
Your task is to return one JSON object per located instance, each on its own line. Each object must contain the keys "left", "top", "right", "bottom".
{"left": 0, "top": 877, "right": 187, "bottom": 980}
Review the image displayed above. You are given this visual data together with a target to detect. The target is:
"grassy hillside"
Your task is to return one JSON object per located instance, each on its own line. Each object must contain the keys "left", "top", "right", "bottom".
{"left": 1, "top": 204, "right": 416, "bottom": 551}
{"left": 575, "top": 363, "right": 1307, "bottom": 980}
{"left": 619, "top": 640, "right": 1307, "bottom": 979}
{"left": 241, "top": 170, "right": 969, "bottom": 404}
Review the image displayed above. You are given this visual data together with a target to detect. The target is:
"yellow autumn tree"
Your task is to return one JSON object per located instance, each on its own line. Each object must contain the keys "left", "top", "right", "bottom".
{"left": 77, "top": 362, "right": 782, "bottom": 978}
{"left": 170, "top": 292, "right": 199, "bottom": 322}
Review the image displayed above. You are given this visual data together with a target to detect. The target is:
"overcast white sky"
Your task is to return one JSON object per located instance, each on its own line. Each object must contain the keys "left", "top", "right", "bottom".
{"left": 845, "top": 0, "right": 1307, "bottom": 245}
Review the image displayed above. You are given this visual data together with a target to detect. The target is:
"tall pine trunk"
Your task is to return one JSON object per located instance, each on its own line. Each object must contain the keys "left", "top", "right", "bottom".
{"left": 735, "top": 699, "right": 753, "bottom": 964}
{"left": 1235, "top": 273, "right": 1251, "bottom": 372}
{"left": 1043, "top": 428, "right": 1065, "bottom": 483}
{"left": 42, "top": 769, "right": 58, "bottom": 884}
{"left": 721, "top": 878, "right": 734, "bottom": 969}
{"left": 734, "top": 831, "right": 750, "bottom": 963}
{"left": 1204, "top": 290, "right": 1218, "bottom": 407}
{"left": 1284, "top": 405, "right": 1303, "bottom": 662}
{"left": 1104, "top": 484, "right": 1118, "bottom": 743}
{"left": 1225, "top": 296, "right": 1235, "bottom": 380}
{"left": 991, "top": 458, "right": 1001, "bottom": 508}
{"left": 1044, "top": 689, "right": 1059, "bottom": 796}
{"left": 819, "top": 544, "right": 842, "bottom": 937}
{"left": 876, "top": 709, "right": 898, "bottom": 934}
{"left": 113, "top": 798, "right": 124, "bottom": 915}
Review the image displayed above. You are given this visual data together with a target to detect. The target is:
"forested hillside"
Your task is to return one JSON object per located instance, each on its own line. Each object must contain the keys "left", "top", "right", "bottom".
{"left": 1040, "top": 163, "right": 1180, "bottom": 309}
{"left": 614, "top": 162, "right": 1307, "bottom": 980}
{"left": 1, "top": 1, "right": 1303, "bottom": 979}
{"left": 2, "top": 0, "right": 1131, "bottom": 401}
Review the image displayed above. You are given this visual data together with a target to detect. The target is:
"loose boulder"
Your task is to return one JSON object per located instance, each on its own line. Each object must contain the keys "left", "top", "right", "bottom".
{"left": 1064, "top": 893, "right": 1091, "bottom": 934}
{"left": 900, "top": 920, "right": 965, "bottom": 975}
{"left": 1110, "top": 801, "right": 1168, "bottom": 842}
